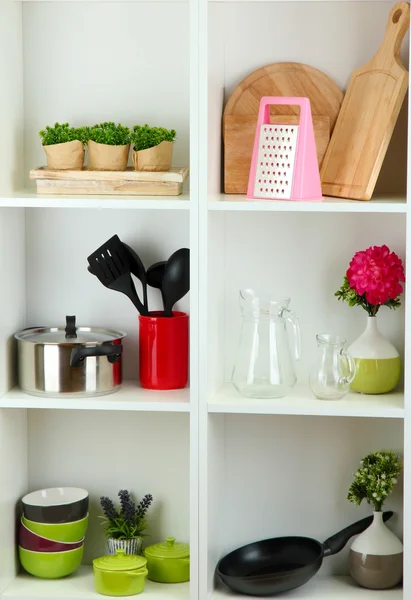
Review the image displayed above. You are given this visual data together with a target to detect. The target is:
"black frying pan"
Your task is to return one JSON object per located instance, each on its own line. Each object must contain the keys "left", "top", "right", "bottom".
{"left": 216, "top": 511, "right": 393, "bottom": 596}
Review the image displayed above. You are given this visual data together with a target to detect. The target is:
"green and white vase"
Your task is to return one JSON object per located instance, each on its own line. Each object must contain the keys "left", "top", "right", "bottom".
{"left": 348, "top": 316, "right": 401, "bottom": 394}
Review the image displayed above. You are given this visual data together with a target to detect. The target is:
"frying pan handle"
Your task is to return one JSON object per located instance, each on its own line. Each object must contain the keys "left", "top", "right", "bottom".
{"left": 322, "top": 511, "right": 393, "bottom": 557}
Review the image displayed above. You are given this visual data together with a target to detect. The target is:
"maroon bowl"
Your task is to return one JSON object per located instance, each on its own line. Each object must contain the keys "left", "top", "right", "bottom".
{"left": 19, "top": 520, "right": 84, "bottom": 553}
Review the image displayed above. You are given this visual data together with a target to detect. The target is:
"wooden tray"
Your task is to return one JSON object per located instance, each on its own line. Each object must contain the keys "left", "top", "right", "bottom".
{"left": 29, "top": 166, "right": 189, "bottom": 196}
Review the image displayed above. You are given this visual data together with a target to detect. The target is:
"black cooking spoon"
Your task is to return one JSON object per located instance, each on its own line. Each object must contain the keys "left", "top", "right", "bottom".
{"left": 162, "top": 248, "right": 190, "bottom": 317}
{"left": 147, "top": 261, "right": 166, "bottom": 308}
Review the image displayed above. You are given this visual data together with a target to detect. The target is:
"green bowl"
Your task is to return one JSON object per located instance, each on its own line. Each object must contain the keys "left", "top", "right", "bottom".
{"left": 22, "top": 514, "right": 88, "bottom": 542}
{"left": 19, "top": 545, "right": 84, "bottom": 579}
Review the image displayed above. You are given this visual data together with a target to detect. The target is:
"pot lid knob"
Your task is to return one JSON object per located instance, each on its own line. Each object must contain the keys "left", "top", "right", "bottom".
{"left": 116, "top": 549, "right": 126, "bottom": 557}
{"left": 166, "top": 537, "right": 176, "bottom": 547}
{"left": 65, "top": 315, "right": 77, "bottom": 339}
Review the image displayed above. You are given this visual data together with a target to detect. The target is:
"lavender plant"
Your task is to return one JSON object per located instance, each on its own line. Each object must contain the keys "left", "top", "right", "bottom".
{"left": 347, "top": 450, "right": 402, "bottom": 512}
{"left": 100, "top": 489, "right": 153, "bottom": 539}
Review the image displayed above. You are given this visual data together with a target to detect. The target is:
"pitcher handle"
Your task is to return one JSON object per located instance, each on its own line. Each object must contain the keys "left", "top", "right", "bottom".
{"left": 282, "top": 309, "right": 301, "bottom": 361}
{"left": 339, "top": 349, "right": 356, "bottom": 385}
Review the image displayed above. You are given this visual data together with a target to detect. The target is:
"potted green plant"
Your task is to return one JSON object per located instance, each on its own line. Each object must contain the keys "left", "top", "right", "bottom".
{"left": 100, "top": 489, "right": 153, "bottom": 556}
{"left": 131, "top": 125, "right": 176, "bottom": 172}
{"left": 39, "top": 122, "right": 89, "bottom": 170}
{"left": 88, "top": 122, "right": 130, "bottom": 171}
{"left": 347, "top": 450, "right": 403, "bottom": 590}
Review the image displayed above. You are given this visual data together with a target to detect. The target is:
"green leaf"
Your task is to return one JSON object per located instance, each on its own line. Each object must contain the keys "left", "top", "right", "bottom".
{"left": 39, "top": 123, "right": 89, "bottom": 146}
{"left": 130, "top": 124, "right": 176, "bottom": 151}
{"left": 88, "top": 122, "right": 130, "bottom": 146}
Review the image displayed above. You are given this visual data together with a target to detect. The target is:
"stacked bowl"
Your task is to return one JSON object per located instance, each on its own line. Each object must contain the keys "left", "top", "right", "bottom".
{"left": 19, "top": 487, "right": 89, "bottom": 579}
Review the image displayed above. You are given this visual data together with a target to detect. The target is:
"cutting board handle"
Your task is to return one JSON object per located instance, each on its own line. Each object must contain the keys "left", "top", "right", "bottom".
{"left": 375, "top": 2, "right": 410, "bottom": 62}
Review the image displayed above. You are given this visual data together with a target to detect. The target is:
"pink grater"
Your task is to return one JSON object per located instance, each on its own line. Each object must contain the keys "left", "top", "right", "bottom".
{"left": 247, "top": 96, "right": 322, "bottom": 201}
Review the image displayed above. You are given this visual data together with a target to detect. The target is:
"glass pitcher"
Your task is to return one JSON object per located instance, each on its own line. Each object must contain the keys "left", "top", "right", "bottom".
{"left": 232, "top": 289, "right": 301, "bottom": 399}
{"left": 309, "top": 334, "right": 356, "bottom": 400}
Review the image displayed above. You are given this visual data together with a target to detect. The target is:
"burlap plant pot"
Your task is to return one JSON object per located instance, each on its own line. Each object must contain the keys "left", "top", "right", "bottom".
{"left": 88, "top": 140, "right": 130, "bottom": 171}
{"left": 132, "top": 141, "right": 174, "bottom": 172}
{"left": 43, "top": 140, "right": 85, "bottom": 170}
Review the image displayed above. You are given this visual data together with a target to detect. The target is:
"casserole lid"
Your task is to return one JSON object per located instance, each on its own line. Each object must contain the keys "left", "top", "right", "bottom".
{"left": 93, "top": 549, "right": 147, "bottom": 572}
{"left": 144, "top": 537, "right": 189, "bottom": 559}
{"left": 15, "top": 315, "right": 126, "bottom": 345}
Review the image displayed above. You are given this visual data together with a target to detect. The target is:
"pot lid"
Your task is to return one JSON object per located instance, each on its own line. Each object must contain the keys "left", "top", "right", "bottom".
{"left": 93, "top": 549, "right": 147, "bottom": 572}
{"left": 144, "top": 537, "right": 189, "bottom": 559}
{"left": 15, "top": 315, "right": 126, "bottom": 345}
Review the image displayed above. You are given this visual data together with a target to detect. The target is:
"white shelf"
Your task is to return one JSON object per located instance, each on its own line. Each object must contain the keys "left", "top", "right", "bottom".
{"left": 0, "top": 381, "right": 190, "bottom": 412}
{"left": 208, "top": 194, "right": 407, "bottom": 213}
{"left": 212, "top": 577, "right": 401, "bottom": 599}
{"left": 208, "top": 383, "right": 404, "bottom": 418}
{"left": 3, "top": 567, "right": 190, "bottom": 599}
{"left": 0, "top": 192, "right": 190, "bottom": 210}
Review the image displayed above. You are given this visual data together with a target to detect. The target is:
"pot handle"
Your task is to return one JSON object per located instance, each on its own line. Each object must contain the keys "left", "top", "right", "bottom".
{"left": 70, "top": 344, "right": 123, "bottom": 367}
{"left": 123, "top": 569, "right": 148, "bottom": 578}
{"left": 65, "top": 315, "right": 77, "bottom": 339}
{"left": 322, "top": 510, "right": 393, "bottom": 557}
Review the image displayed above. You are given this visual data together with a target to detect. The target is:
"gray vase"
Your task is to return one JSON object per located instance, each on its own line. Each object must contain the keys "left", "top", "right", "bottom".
{"left": 107, "top": 537, "right": 143, "bottom": 556}
{"left": 349, "top": 511, "right": 403, "bottom": 589}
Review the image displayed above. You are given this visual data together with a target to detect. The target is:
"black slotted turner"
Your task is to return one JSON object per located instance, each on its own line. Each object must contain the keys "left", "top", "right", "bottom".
{"left": 87, "top": 234, "right": 148, "bottom": 315}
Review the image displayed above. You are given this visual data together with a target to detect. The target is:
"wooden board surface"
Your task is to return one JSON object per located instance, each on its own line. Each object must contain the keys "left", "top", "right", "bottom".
{"left": 30, "top": 166, "right": 189, "bottom": 183}
{"left": 321, "top": 2, "right": 410, "bottom": 201}
{"left": 35, "top": 179, "right": 183, "bottom": 196}
{"left": 224, "top": 115, "right": 330, "bottom": 195}
{"left": 223, "top": 62, "right": 343, "bottom": 194}
{"left": 30, "top": 166, "right": 189, "bottom": 196}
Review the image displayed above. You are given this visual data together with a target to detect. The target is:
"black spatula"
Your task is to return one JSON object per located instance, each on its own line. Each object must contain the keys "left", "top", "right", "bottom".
{"left": 87, "top": 234, "right": 148, "bottom": 315}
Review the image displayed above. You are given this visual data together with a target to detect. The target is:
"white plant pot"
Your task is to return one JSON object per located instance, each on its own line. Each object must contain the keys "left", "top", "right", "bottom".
{"left": 107, "top": 537, "right": 143, "bottom": 556}
{"left": 348, "top": 316, "right": 401, "bottom": 394}
{"left": 349, "top": 511, "right": 403, "bottom": 589}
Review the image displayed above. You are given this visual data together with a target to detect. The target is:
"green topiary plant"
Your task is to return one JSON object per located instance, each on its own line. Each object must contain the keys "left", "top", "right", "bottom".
{"left": 347, "top": 450, "right": 402, "bottom": 512}
{"left": 131, "top": 125, "right": 176, "bottom": 151}
{"left": 89, "top": 122, "right": 130, "bottom": 146}
{"left": 39, "top": 123, "right": 89, "bottom": 146}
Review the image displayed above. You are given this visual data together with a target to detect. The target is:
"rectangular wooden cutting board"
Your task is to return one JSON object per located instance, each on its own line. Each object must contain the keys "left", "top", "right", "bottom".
{"left": 30, "top": 166, "right": 189, "bottom": 196}
{"left": 321, "top": 2, "right": 410, "bottom": 200}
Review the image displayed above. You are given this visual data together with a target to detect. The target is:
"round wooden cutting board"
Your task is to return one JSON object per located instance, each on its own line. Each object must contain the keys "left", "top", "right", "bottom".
{"left": 224, "top": 62, "right": 343, "bottom": 124}
{"left": 223, "top": 62, "right": 343, "bottom": 194}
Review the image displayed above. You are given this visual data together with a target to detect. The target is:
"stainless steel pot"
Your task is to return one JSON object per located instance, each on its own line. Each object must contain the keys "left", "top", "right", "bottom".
{"left": 15, "top": 315, "right": 126, "bottom": 398}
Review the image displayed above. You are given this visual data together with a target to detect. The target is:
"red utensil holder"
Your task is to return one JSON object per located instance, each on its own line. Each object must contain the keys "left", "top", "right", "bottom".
{"left": 139, "top": 311, "right": 189, "bottom": 390}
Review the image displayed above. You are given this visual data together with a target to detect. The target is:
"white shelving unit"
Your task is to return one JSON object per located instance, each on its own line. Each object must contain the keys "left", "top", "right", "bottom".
{"left": 0, "top": 1, "right": 409, "bottom": 600}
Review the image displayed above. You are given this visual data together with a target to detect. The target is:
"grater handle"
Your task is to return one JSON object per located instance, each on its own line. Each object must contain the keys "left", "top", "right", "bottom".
{"left": 259, "top": 96, "right": 310, "bottom": 126}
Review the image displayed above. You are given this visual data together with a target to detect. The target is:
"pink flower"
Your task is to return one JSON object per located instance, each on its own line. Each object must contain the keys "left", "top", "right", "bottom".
{"left": 347, "top": 245, "right": 405, "bottom": 306}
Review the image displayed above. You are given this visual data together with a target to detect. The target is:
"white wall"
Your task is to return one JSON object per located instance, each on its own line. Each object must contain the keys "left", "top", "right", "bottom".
{"left": 28, "top": 410, "right": 190, "bottom": 565}
{"left": 22, "top": 2, "right": 190, "bottom": 186}
{"left": 0, "top": 0, "right": 23, "bottom": 194}
{"left": 0, "top": 409, "right": 27, "bottom": 592}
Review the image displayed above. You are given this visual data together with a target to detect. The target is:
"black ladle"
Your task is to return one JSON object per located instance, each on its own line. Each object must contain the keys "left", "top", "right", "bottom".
{"left": 147, "top": 261, "right": 167, "bottom": 310}
{"left": 217, "top": 511, "right": 393, "bottom": 596}
{"left": 162, "top": 248, "right": 190, "bottom": 317}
